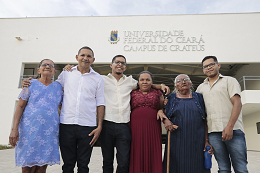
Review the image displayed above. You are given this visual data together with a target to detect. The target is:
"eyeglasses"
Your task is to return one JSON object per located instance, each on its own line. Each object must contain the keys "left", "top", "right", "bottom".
{"left": 176, "top": 78, "right": 190, "bottom": 83}
{"left": 203, "top": 62, "right": 216, "bottom": 69}
{"left": 41, "top": 63, "right": 55, "bottom": 68}
{"left": 114, "top": 60, "right": 126, "bottom": 66}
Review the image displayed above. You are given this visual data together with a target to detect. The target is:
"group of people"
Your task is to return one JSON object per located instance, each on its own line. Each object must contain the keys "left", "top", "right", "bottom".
{"left": 9, "top": 45, "right": 248, "bottom": 173}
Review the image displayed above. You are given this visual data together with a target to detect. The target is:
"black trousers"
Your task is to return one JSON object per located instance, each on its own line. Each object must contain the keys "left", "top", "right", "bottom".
{"left": 101, "top": 120, "right": 131, "bottom": 173}
{"left": 59, "top": 123, "right": 96, "bottom": 173}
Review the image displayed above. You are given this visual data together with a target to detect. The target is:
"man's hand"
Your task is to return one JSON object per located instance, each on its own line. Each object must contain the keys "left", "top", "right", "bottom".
{"left": 9, "top": 130, "right": 19, "bottom": 147}
{"left": 22, "top": 77, "right": 32, "bottom": 88}
{"left": 222, "top": 126, "right": 233, "bottom": 141}
{"left": 63, "top": 64, "right": 74, "bottom": 72}
{"left": 157, "top": 109, "right": 167, "bottom": 121}
{"left": 222, "top": 94, "right": 241, "bottom": 141}
{"left": 161, "top": 84, "right": 170, "bottom": 95}
{"left": 88, "top": 126, "right": 102, "bottom": 147}
{"left": 164, "top": 119, "right": 178, "bottom": 132}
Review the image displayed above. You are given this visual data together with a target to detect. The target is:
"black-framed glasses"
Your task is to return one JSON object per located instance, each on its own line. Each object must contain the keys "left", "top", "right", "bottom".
{"left": 203, "top": 62, "right": 216, "bottom": 69}
{"left": 41, "top": 63, "right": 55, "bottom": 68}
{"left": 114, "top": 60, "right": 126, "bottom": 66}
{"left": 176, "top": 78, "right": 190, "bottom": 83}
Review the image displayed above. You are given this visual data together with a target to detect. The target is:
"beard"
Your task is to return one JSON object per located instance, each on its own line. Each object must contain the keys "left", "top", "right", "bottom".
{"left": 116, "top": 72, "right": 122, "bottom": 75}
{"left": 206, "top": 70, "right": 218, "bottom": 78}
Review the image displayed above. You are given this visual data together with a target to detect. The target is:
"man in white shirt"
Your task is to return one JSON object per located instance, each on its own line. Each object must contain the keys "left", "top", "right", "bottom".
{"left": 22, "top": 46, "right": 105, "bottom": 173}
{"left": 101, "top": 55, "right": 169, "bottom": 173}
{"left": 57, "top": 46, "right": 105, "bottom": 173}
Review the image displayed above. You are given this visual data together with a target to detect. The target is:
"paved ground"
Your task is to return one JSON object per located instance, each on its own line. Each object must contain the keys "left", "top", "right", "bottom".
{"left": 1, "top": 146, "right": 260, "bottom": 173}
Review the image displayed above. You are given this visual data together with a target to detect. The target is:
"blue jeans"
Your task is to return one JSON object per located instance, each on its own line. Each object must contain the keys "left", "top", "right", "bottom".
{"left": 209, "top": 130, "right": 248, "bottom": 173}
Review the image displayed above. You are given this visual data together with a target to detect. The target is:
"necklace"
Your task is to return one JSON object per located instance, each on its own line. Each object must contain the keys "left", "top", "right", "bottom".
{"left": 177, "top": 91, "right": 192, "bottom": 98}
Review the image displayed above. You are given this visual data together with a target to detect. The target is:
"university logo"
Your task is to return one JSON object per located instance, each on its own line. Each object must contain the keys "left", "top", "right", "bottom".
{"left": 108, "top": 30, "right": 120, "bottom": 44}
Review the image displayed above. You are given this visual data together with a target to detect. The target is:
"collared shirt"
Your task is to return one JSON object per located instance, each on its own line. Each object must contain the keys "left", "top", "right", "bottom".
{"left": 196, "top": 74, "right": 244, "bottom": 133}
{"left": 56, "top": 66, "right": 105, "bottom": 126}
{"left": 102, "top": 74, "right": 137, "bottom": 123}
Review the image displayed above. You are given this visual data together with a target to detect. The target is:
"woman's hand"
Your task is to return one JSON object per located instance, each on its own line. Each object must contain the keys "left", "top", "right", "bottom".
{"left": 9, "top": 99, "right": 28, "bottom": 147}
{"left": 163, "top": 98, "right": 168, "bottom": 106}
{"left": 157, "top": 110, "right": 167, "bottom": 121}
{"left": 164, "top": 119, "right": 178, "bottom": 132}
{"left": 204, "top": 140, "right": 214, "bottom": 155}
{"left": 63, "top": 64, "right": 74, "bottom": 71}
{"left": 9, "top": 130, "right": 19, "bottom": 147}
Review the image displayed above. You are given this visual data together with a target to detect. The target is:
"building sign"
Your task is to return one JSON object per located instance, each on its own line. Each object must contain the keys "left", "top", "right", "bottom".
{"left": 108, "top": 31, "right": 120, "bottom": 44}
{"left": 109, "top": 30, "right": 205, "bottom": 52}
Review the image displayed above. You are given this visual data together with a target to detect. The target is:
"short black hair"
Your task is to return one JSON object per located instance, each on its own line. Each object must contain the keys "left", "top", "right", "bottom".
{"left": 137, "top": 71, "right": 153, "bottom": 81}
{"left": 202, "top": 56, "right": 218, "bottom": 64}
{"left": 78, "top": 46, "right": 94, "bottom": 57}
{"left": 136, "top": 71, "right": 153, "bottom": 89}
{"left": 112, "top": 55, "right": 126, "bottom": 64}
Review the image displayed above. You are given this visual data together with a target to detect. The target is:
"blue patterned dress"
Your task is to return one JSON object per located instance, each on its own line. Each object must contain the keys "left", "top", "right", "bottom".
{"left": 15, "top": 79, "right": 63, "bottom": 167}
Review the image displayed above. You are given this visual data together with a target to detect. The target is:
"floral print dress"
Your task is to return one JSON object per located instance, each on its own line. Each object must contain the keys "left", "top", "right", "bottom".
{"left": 15, "top": 79, "right": 63, "bottom": 167}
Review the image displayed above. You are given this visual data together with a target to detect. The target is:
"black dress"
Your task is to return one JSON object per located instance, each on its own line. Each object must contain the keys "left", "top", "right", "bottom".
{"left": 163, "top": 92, "right": 210, "bottom": 173}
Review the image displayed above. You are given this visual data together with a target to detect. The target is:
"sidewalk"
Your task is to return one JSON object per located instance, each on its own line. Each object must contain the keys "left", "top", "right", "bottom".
{"left": 1, "top": 146, "right": 259, "bottom": 172}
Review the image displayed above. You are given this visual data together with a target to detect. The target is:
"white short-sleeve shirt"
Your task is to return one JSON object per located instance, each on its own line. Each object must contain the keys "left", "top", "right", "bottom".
{"left": 196, "top": 74, "right": 244, "bottom": 133}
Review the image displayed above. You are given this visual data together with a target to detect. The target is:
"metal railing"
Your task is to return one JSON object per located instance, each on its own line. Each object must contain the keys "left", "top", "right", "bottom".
{"left": 238, "top": 76, "right": 260, "bottom": 91}
{"left": 19, "top": 75, "right": 55, "bottom": 88}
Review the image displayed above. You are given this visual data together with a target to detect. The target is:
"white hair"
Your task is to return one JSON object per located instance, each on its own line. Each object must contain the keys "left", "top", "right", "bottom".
{"left": 173, "top": 74, "right": 193, "bottom": 93}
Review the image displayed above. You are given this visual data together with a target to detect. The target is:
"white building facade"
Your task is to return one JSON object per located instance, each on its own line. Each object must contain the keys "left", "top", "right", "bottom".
{"left": 1, "top": 13, "right": 260, "bottom": 150}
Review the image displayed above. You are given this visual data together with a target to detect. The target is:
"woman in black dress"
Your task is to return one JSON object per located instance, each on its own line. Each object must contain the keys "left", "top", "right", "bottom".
{"left": 161, "top": 74, "right": 213, "bottom": 173}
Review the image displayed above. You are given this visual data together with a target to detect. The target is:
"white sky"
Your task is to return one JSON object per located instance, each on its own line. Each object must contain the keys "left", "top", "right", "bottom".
{"left": 0, "top": 0, "right": 260, "bottom": 18}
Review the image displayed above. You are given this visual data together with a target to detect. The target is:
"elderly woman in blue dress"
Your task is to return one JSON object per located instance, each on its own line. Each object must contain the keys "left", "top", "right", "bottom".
{"left": 9, "top": 59, "right": 63, "bottom": 173}
{"left": 158, "top": 74, "right": 213, "bottom": 173}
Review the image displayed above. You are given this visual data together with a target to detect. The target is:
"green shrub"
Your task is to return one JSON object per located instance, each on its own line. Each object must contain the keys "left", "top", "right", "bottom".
{"left": 0, "top": 145, "right": 13, "bottom": 150}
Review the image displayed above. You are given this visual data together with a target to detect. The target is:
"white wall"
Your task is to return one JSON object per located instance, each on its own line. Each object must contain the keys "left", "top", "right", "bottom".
{"left": 1, "top": 13, "right": 260, "bottom": 144}
{"left": 243, "top": 111, "right": 260, "bottom": 151}
{"left": 236, "top": 64, "right": 260, "bottom": 150}
{"left": 234, "top": 64, "right": 260, "bottom": 90}
{"left": 235, "top": 64, "right": 260, "bottom": 78}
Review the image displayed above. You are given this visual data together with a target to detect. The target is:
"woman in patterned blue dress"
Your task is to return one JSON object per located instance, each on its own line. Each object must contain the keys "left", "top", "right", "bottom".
{"left": 9, "top": 59, "right": 63, "bottom": 173}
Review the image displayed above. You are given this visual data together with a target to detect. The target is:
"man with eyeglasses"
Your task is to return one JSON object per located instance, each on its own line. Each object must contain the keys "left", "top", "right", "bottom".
{"left": 100, "top": 55, "right": 170, "bottom": 173}
{"left": 196, "top": 56, "right": 248, "bottom": 173}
